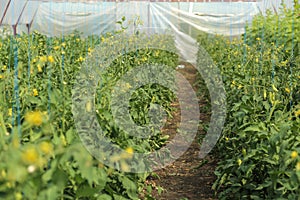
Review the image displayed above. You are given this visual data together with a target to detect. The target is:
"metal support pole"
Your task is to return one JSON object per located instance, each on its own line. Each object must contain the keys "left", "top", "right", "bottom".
{"left": 12, "top": 25, "right": 17, "bottom": 36}
{"left": 0, "top": 0, "right": 11, "bottom": 26}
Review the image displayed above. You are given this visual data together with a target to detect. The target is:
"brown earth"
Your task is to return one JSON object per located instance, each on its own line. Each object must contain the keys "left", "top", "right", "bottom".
{"left": 146, "top": 63, "right": 218, "bottom": 200}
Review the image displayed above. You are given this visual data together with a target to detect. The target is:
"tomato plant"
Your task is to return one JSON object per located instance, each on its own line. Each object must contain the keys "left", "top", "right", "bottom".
{"left": 0, "top": 26, "right": 178, "bottom": 199}
{"left": 197, "top": 2, "right": 300, "bottom": 199}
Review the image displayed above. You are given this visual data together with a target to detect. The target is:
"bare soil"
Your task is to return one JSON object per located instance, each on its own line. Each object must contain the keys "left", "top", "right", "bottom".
{"left": 147, "top": 63, "right": 218, "bottom": 200}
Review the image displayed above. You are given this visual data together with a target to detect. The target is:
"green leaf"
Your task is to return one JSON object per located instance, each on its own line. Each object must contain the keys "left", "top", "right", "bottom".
{"left": 113, "top": 194, "right": 129, "bottom": 200}
{"left": 97, "top": 194, "right": 113, "bottom": 200}
{"left": 76, "top": 184, "right": 105, "bottom": 198}
{"left": 66, "top": 128, "right": 75, "bottom": 144}
{"left": 157, "top": 186, "right": 163, "bottom": 195}
{"left": 119, "top": 176, "right": 138, "bottom": 199}
{"left": 249, "top": 195, "right": 261, "bottom": 200}
{"left": 42, "top": 159, "right": 58, "bottom": 183}
{"left": 37, "top": 186, "right": 60, "bottom": 200}
{"left": 244, "top": 125, "right": 261, "bottom": 132}
{"left": 52, "top": 168, "right": 68, "bottom": 189}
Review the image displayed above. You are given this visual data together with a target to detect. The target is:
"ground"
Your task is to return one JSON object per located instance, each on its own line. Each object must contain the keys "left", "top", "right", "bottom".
{"left": 148, "top": 63, "right": 218, "bottom": 200}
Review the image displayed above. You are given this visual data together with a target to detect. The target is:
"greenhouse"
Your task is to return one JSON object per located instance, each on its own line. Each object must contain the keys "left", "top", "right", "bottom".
{"left": 0, "top": 0, "right": 299, "bottom": 199}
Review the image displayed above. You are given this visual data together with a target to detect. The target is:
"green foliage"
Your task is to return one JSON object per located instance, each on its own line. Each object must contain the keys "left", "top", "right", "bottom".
{"left": 0, "top": 27, "right": 178, "bottom": 199}
{"left": 197, "top": 2, "right": 300, "bottom": 199}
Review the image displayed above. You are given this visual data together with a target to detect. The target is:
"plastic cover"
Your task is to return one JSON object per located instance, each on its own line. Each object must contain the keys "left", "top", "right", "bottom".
{"left": 0, "top": 0, "right": 297, "bottom": 37}
{"left": 28, "top": 1, "right": 259, "bottom": 37}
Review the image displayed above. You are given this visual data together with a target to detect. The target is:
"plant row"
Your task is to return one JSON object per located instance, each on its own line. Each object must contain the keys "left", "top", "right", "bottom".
{"left": 0, "top": 29, "right": 178, "bottom": 200}
{"left": 197, "top": 2, "right": 300, "bottom": 199}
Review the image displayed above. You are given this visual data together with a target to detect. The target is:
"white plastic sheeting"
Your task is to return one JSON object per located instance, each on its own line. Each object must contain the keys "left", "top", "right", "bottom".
{"left": 1, "top": 0, "right": 26, "bottom": 25}
{"left": 29, "top": 1, "right": 259, "bottom": 37}
{"left": 33, "top": 2, "right": 116, "bottom": 36}
{"left": 18, "top": 1, "right": 40, "bottom": 25}
{"left": 0, "top": 0, "right": 298, "bottom": 37}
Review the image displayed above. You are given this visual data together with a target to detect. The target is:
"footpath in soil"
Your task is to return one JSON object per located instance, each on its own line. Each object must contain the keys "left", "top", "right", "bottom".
{"left": 149, "top": 63, "right": 218, "bottom": 200}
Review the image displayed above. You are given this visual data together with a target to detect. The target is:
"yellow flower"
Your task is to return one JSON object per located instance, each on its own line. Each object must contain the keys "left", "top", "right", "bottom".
{"left": 291, "top": 151, "right": 298, "bottom": 159}
{"left": 37, "top": 64, "right": 42, "bottom": 72}
{"left": 39, "top": 141, "right": 53, "bottom": 155}
{"left": 281, "top": 60, "right": 288, "bottom": 66}
{"left": 32, "top": 88, "right": 38, "bottom": 96}
{"left": 285, "top": 88, "right": 290, "bottom": 94}
{"left": 225, "top": 137, "right": 229, "bottom": 141}
{"left": 8, "top": 108, "right": 12, "bottom": 117}
{"left": 78, "top": 56, "right": 85, "bottom": 62}
{"left": 0, "top": 74, "right": 3, "bottom": 79}
{"left": 2, "top": 65, "right": 7, "bottom": 70}
{"left": 125, "top": 147, "right": 134, "bottom": 154}
{"left": 53, "top": 46, "right": 60, "bottom": 50}
{"left": 61, "top": 42, "right": 66, "bottom": 47}
{"left": 120, "top": 147, "right": 134, "bottom": 159}
{"left": 22, "top": 147, "right": 39, "bottom": 164}
{"left": 238, "top": 85, "right": 243, "bottom": 90}
{"left": 256, "top": 37, "right": 261, "bottom": 41}
{"left": 25, "top": 111, "right": 44, "bottom": 126}
{"left": 295, "top": 109, "right": 300, "bottom": 118}
{"left": 61, "top": 51, "right": 65, "bottom": 55}
{"left": 296, "top": 162, "right": 300, "bottom": 171}
{"left": 47, "top": 55, "right": 55, "bottom": 63}
{"left": 39, "top": 56, "right": 47, "bottom": 62}
{"left": 76, "top": 38, "right": 80, "bottom": 43}
{"left": 237, "top": 159, "right": 242, "bottom": 166}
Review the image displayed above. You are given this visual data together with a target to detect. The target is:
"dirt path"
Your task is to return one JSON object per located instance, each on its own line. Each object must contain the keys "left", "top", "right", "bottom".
{"left": 149, "top": 63, "right": 218, "bottom": 200}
